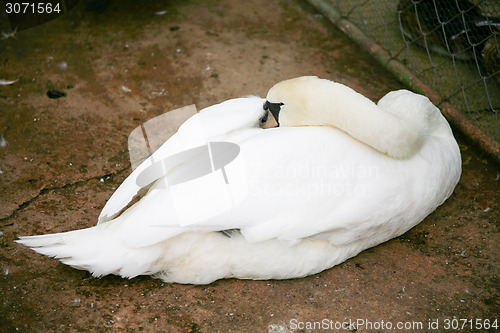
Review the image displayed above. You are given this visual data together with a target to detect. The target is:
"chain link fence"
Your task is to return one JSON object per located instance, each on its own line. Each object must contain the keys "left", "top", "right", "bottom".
{"left": 307, "top": 0, "right": 499, "bottom": 162}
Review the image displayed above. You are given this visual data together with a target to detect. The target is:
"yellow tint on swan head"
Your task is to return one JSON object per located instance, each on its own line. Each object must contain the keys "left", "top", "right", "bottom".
{"left": 265, "top": 76, "right": 323, "bottom": 127}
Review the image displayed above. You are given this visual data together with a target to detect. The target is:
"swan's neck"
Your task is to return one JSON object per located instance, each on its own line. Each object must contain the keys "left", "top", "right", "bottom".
{"left": 328, "top": 92, "right": 424, "bottom": 159}
{"left": 285, "top": 83, "right": 426, "bottom": 159}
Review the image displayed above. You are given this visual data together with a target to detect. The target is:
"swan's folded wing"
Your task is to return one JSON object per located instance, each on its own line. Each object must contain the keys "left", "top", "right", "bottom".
{"left": 234, "top": 127, "right": 406, "bottom": 245}
{"left": 234, "top": 128, "right": 449, "bottom": 246}
{"left": 110, "top": 126, "right": 409, "bottom": 248}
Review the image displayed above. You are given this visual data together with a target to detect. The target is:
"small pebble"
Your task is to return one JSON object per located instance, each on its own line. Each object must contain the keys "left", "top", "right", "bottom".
{"left": 47, "top": 90, "right": 66, "bottom": 99}
{"left": 57, "top": 61, "right": 68, "bottom": 70}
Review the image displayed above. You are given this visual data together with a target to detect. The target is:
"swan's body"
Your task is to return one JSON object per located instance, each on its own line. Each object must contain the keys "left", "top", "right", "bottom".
{"left": 17, "top": 77, "right": 461, "bottom": 284}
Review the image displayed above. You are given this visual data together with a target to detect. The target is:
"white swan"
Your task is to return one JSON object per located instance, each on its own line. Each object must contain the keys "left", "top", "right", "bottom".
{"left": 16, "top": 76, "right": 461, "bottom": 284}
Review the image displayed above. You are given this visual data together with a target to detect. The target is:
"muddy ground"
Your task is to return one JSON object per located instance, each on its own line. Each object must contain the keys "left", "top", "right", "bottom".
{"left": 0, "top": 0, "right": 498, "bottom": 332}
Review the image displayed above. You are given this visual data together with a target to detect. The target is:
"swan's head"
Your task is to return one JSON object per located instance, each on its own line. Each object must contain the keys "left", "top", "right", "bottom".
{"left": 261, "top": 76, "right": 323, "bottom": 128}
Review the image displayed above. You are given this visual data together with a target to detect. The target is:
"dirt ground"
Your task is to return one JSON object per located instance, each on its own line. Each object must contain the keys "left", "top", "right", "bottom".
{"left": 0, "top": 0, "right": 498, "bottom": 332}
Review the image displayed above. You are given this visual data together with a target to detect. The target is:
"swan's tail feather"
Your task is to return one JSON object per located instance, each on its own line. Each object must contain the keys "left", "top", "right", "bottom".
{"left": 16, "top": 225, "right": 162, "bottom": 279}
{"left": 17, "top": 227, "right": 96, "bottom": 249}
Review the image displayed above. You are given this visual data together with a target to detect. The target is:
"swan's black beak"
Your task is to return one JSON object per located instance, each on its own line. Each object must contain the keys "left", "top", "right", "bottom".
{"left": 261, "top": 101, "right": 283, "bottom": 129}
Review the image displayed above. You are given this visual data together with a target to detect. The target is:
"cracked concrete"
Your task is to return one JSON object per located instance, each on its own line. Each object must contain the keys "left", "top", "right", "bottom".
{"left": 0, "top": 0, "right": 498, "bottom": 332}
{"left": 0, "top": 165, "right": 129, "bottom": 223}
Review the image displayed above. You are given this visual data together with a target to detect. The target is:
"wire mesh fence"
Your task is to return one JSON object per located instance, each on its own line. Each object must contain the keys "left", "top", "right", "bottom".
{"left": 307, "top": 0, "right": 500, "bottom": 161}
